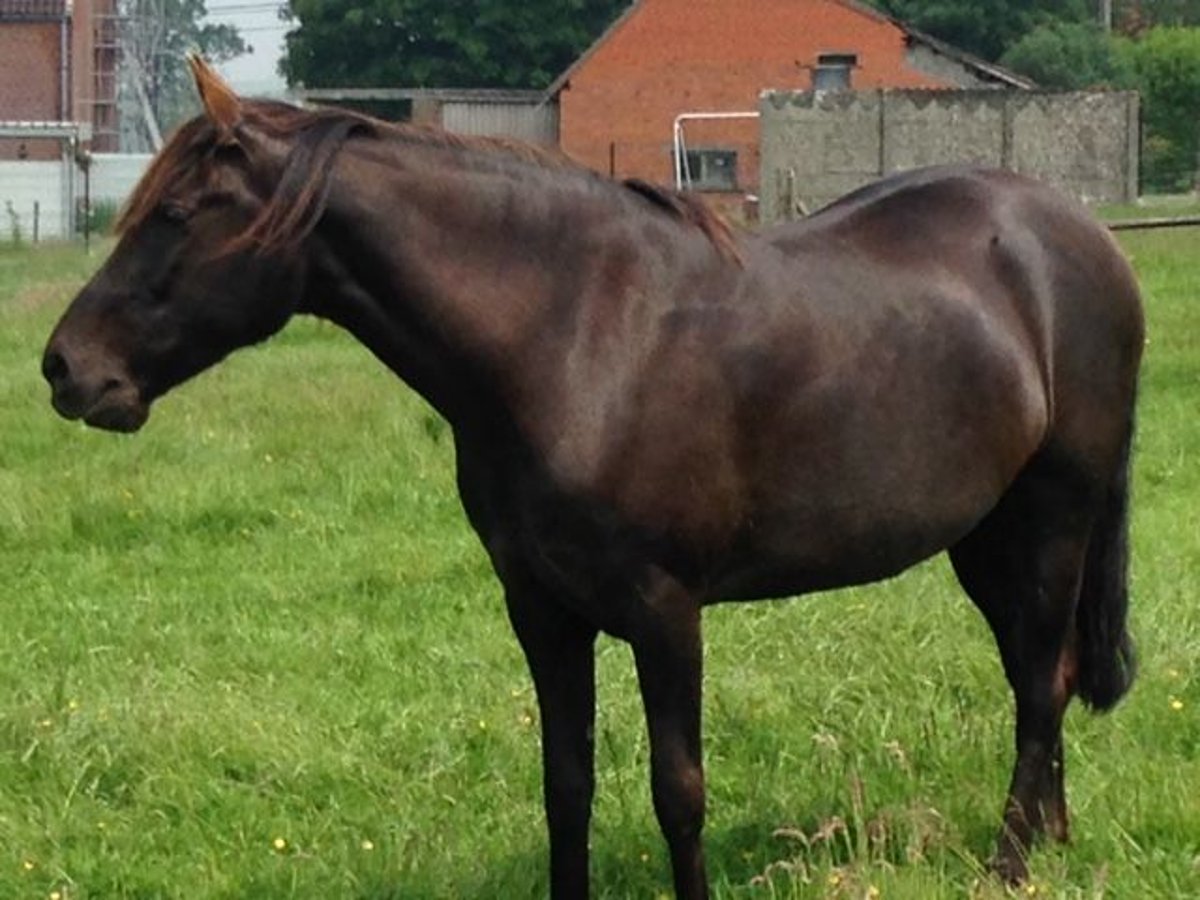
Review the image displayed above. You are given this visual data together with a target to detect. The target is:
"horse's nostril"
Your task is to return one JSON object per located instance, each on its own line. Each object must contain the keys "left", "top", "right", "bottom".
{"left": 42, "top": 348, "right": 70, "bottom": 385}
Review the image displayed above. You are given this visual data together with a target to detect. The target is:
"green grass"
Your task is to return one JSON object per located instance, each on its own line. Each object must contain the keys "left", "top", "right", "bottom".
{"left": 1, "top": 231, "right": 1198, "bottom": 899}
{"left": 1096, "top": 196, "right": 1200, "bottom": 223}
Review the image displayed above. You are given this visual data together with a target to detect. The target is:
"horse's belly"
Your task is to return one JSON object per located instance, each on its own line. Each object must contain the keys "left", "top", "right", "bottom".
{"left": 709, "top": 499, "right": 979, "bottom": 601}
{"left": 708, "top": 406, "right": 1038, "bottom": 601}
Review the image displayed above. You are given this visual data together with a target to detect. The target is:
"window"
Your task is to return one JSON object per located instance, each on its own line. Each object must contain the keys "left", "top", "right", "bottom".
{"left": 682, "top": 149, "right": 738, "bottom": 192}
{"left": 813, "top": 53, "right": 857, "bottom": 91}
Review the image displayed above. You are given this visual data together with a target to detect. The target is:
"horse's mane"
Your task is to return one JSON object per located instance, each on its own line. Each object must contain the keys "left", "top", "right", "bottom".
{"left": 118, "top": 100, "right": 740, "bottom": 261}
{"left": 622, "top": 178, "right": 742, "bottom": 264}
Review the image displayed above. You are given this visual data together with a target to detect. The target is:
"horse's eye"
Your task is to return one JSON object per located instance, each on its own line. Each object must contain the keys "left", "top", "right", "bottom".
{"left": 161, "top": 202, "right": 193, "bottom": 223}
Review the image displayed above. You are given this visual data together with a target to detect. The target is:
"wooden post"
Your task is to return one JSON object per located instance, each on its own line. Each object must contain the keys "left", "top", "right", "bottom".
{"left": 877, "top": 89, "right": 886, "bottom": 176}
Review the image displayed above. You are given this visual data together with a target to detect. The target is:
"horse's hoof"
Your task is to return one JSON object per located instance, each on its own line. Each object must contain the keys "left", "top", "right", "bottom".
{"left": 1043, "top": 814, "right": 1071, "bottom": 845}
{"left": 988, "top": 849, "right": 1031, "bottom": 886}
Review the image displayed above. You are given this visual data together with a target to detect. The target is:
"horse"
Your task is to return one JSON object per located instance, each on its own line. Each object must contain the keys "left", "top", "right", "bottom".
{"left": 42, "top": 57, "right": 1143, "bottom": 897}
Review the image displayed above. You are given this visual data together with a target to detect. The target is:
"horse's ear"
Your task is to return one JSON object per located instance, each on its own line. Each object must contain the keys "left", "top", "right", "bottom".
{"left": 188, "top": 53, "right": 242, "bottom": 138}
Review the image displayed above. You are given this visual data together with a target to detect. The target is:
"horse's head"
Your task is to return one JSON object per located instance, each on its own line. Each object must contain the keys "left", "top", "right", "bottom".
{"left": 42, "top": 58, "right": 334, "bottom": 432}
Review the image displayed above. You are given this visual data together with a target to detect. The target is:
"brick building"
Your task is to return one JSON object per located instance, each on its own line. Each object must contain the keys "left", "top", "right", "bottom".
{"left": 550, "top": 0, "right": 1031, "bottom": 197}
{"left": 0, "top": 0, "right": 119, "bottom": 160}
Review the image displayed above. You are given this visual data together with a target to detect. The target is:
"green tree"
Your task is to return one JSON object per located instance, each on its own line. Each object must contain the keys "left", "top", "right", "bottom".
{"left": 1115, "top": 0, "right": 1200, "bottom": 31}
{"left": 868, "top": 0, "right": 1092, "bottom": 61}
{"left": 1119, "top": 26, "right": 1200, "bottom": 190}
{"left": 281, "top": 0, "right": 627, "bottom": 89}
{"left": 1000, "top": 20, "right": 1135, "bottom": 88}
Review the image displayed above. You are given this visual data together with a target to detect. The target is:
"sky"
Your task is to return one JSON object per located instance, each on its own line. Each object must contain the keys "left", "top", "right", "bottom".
{"left": 204, "top": 0, "right": 290, "bottom": 96}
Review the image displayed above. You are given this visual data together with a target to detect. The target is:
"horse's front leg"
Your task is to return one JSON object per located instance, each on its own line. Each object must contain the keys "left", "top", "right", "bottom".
{"left": 505, "top": 581, "right": 598, "bottom": 899}
{"left": 631, "top": 573, "right": 708, "bottom": 899}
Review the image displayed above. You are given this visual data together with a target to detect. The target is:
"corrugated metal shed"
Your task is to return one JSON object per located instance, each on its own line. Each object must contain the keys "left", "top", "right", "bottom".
{"left": 441, "top": 100, "right": 558, "bottom": 145}
{"left": 296, "top": 88, "right": 559, "bottom": 146}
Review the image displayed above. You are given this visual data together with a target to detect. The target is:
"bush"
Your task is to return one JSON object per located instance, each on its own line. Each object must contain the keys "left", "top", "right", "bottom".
{"left": 1000, "top": 21, "right": 1135, "bottom": 89}
{"left": 1119, "top": 26, "right": 1200, "bottom": 192}
{"left": 78, "top": 200, "right": 120, "bottom": 237}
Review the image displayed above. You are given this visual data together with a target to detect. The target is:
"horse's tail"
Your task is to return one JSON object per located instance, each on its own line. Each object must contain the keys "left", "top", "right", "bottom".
{"left": 1075, "top": 412, "right": 1137, "bottom": 711}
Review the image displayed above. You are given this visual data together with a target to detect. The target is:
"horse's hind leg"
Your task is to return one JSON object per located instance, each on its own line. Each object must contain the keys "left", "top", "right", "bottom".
{"left": 949, "top": 457, "right": 1097, "bottom": 883}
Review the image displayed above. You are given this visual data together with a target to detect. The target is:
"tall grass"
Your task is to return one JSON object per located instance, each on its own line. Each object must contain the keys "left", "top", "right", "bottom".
{"left": 1, "top": 230, "right": 1197, "bottom": 898}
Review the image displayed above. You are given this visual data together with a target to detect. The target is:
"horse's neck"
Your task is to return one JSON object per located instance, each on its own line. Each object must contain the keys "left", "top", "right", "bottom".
{"left": 306, "top": 141, "right": 601, "bottom": 423}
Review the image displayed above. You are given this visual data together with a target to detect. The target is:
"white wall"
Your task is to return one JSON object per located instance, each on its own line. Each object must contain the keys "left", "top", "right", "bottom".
{"left": 0, "top": 154, "right": 153, "bottom": 241}
{"left": 0, "top": 160, "right": 71, "bottom": 240}
{"left": 86, "top": 153, "right": 153, "bottom": 206}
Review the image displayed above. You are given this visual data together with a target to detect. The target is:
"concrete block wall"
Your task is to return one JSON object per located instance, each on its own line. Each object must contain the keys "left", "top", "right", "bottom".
{"left": 760, "top": 89, "right": 1139, "bottom": 222}
{"left": 1008, "top": 92, "right": 1139, "bottom": 205}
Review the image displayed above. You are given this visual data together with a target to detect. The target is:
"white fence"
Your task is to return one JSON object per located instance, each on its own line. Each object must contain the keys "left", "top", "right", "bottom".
{"left": 0, "top": 153, "right": 152, "bottom": 241}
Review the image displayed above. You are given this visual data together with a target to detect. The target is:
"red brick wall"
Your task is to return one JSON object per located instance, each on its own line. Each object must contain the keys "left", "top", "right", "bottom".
{"left": 0, "top": 21, "right": 64, "bottom": 160}
{"left": 559, "top": 0, "right": 950, "bottom": 190}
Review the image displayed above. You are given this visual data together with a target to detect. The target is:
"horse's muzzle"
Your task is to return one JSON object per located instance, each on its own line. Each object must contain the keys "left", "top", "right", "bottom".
{"left": 42, "top": 345, "right": 149, "bottom": 433}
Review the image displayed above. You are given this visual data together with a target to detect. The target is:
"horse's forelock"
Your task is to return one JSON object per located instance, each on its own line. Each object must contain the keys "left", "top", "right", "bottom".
{"left": 115, "top": 117, "right": 218, "bottom": 235}
{"left": 115, "top": 101, "right": 372, "bottom": 254}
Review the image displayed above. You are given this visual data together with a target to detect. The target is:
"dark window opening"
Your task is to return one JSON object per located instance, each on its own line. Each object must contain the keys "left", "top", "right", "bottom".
{"left": 813, "top": 52, "right": 858, "bottom": 91}
{"left": 682, "top": 148, "right": 738, "bottom": 192}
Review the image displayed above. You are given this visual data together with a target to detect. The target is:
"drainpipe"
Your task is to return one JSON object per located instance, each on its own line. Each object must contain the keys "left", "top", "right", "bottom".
{"left": 61, "top": 2, "right": 72, "bottom": 121}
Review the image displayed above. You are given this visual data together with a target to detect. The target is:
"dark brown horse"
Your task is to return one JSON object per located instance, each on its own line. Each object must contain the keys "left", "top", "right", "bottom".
{"left": 43, "top": 58, "right": 1143, "bottom": 897}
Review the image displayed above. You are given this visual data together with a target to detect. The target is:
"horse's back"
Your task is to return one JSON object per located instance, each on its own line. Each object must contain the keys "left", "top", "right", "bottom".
{"left": 760, "top": 165, "right": 1142, "bottom": 432}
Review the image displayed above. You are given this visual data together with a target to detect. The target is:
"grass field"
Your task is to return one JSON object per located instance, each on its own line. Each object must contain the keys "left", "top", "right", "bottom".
{"left": 1, "top": 225, "right": 1197, "bottom": 899}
